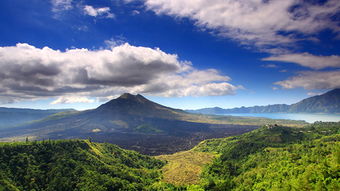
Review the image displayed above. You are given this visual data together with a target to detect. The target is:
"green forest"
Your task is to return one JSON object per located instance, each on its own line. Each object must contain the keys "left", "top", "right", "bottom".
{"left": 194, "top": 122, "right": 340, "bottom": 190}
{"left": 0, "top": 140, "right": 164, "bottom": 191}
{"left": 0, "top": 122, "right": 339, "bottom": 191}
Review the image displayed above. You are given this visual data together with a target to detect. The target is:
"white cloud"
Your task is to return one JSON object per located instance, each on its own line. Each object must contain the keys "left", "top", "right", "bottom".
{"left": 263, "top": 53, "right": 340, "bottom": 69}
{"left": 51, "top": 96, "right": 95, "bottom": 104}
{"left": 275, "top": 71, "right": 340, "bottom": 90}
{"left": 104, "top": 37, "right": 126, "bottom": 48}
{"left": 132, "top": 0, "right": 340, "bottom": 51}
{"left": 307, "top": 92, "right": 322, "bottom": 96}
{"left": 132, "top": 10, "right": 140, "bottom": 15}
{"left": 84, "top": 5, "right": 115, "bottom": 18}
{"left": 51, "top": 0, "right": 73, "bottom": 12}
{"left": 123, "top": 0, "right": 340, "bottom": 92}
{"left": 0, "top": 43, "right": 240, "bottom": 103}
{"left": 261, "top": 64, "right": 278, "bottom": 68}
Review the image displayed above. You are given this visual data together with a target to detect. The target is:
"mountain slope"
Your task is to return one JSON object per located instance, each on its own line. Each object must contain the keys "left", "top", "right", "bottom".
{"left": 96, "top": 93, "right": 185, "bottom": 119}
{"left": 290, "top": 89, "right": 340, "bottom": 113}
{"left": 0, "top": 107, "right": 75, "bottom": 128}
{"left": 188, "top": 88, "right": 340, "bottom": 114}
{"left": 0, "top": 140, "right": 164, "bottom": 191}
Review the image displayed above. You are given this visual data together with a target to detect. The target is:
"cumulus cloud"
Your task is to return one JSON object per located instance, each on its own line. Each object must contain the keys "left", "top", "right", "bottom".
{"left": 124, "top": 0, "right": 340, "bottom": 91}
{"left": 104, "top": 37, "right": 126, "bottom": 48}
{"left": 51, "top": 0, "right": 73, "bottom": 12}
{"left": 263, "top": 53, "right": 340, "bottom": 69}
{"left": 275, "top": 71, "right": 340, "bottom": 90}
{"left": 84, "top": 5, "right": 115, "bottom": 18}
{"left": 51, "top": 96, "right": 95, "bottom": 104}
{"left": 132, "top": 0, "right": 340, "bottom": 52}
{"left": 0, "top": 43, "right": 240, "bottom": 103}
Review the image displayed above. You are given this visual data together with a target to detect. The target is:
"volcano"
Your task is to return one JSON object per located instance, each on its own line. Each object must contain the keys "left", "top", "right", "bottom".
{"left": 0, "top": 93, "right": 259, "bottom": 154}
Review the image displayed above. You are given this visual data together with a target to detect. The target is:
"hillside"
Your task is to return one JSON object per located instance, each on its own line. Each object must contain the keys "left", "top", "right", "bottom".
{"left": 153, "top": 122, "right": 340, "bottom": 190}
{"left": 195, "top": 122, "right": 340, "bottom": 190}
{"left": 0, "top": 122, "right": 338, "bottom": 190}
{"left": 0, "top": 140, "right": 164, "bottom": 191}
{"left": 0, "top": 93, "right": 305, "bottom": 155}
{"left": 0, "top": 107, "right": 75, "bottom": 128}
{"left": 188, "top": 88, "right": 340, "bottom": 114}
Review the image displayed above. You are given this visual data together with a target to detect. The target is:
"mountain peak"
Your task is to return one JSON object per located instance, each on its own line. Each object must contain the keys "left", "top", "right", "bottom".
{"left": 118, "top": 93, "right": 137, "bottom": 99}
{"left": 97, "top": 93, "right": 153, "bottom": 111}
{"left": 117, "top": 93, "right": 148, "bottom": 102}
{"left": 94, "top": 92, "right": 184, "bottom": 119}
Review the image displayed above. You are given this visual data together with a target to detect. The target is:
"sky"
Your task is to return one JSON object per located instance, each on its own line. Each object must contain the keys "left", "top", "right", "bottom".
{"left": 0, "top": 0, "right": 339, "bottom": 110}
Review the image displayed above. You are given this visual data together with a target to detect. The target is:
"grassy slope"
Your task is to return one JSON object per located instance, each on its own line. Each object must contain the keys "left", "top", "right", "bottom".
{"left": 156, "top": 151, "right": 215, "bottom": 185}
{"left": 0, "top": 140, "right": 164, "bottom": 191}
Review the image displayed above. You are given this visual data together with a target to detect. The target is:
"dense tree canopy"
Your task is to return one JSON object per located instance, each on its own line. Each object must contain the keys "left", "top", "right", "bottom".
{"left": 0, "top": 122, "right": 339, "bottom": 190}
{"left": 0, "top": 140, "right": 164, "bottom": 191}
{"left": 195, "top": 122, "right": 340, "bottom": 190}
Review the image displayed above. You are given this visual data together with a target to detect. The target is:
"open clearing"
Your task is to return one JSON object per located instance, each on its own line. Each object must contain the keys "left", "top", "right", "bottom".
{"left": 156, "top": 150, "right": 215, "bottom": 185}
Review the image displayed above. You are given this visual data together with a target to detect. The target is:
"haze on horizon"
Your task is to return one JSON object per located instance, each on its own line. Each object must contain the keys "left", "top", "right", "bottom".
{"left": 0, "top": 0, "right": 339, "bottom": 110}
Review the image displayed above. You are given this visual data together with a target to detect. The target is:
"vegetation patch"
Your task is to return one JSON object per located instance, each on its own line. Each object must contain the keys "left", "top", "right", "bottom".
{"left": 156, "top": 150, "right": 215, "bottom": 185}
{"left": 134, "top": 124, "right": 163, "bottom": 133}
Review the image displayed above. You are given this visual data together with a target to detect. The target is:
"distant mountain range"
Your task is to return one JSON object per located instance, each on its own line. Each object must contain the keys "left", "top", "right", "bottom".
{"left": 0, "top": 107, "right": 74, "bottom": 128}
{"left": 0, "top": 93, "right": 305, "bottom": 155}
{"left": 187, "top": 89, "right": 340, "bottom": 114}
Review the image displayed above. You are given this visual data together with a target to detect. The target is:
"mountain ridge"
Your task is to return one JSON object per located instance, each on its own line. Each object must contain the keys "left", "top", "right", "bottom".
{"left": 187, "top": 89, "right": 340, "bottom": 114}
{"left": 0, "top": 107, "right": 75, "bottom": 128}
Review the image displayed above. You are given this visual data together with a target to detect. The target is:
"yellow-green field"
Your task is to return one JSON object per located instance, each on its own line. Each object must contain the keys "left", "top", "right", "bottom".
{"left": 155, "top": 150, "right": 216, "bottom": 185}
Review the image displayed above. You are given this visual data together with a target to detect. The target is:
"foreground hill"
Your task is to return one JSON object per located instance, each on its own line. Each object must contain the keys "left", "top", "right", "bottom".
{"left": 0, "top": 93, "right": 305, "bottom": 155}
{"left": 188, "top": 88, "right": 340, "bottom": 114}
{"left": 0, "top": 140, "right": 164, "bottom": 191}
{"left": 0, "top": 107, "right": 75, "bottom": 128}
{"left": 1, "top": 122, "right": 338, "bottom": 190}
{"left": 155, "top": 122, "right": 340, "bottom": 190}
{"left": 194, "top": 122, "right": 340, "bottom": 190}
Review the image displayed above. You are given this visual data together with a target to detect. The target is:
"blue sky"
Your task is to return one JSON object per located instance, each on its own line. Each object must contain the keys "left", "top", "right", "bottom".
{"left": 0, "top": 0, "right": 339, "bottom": 110}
